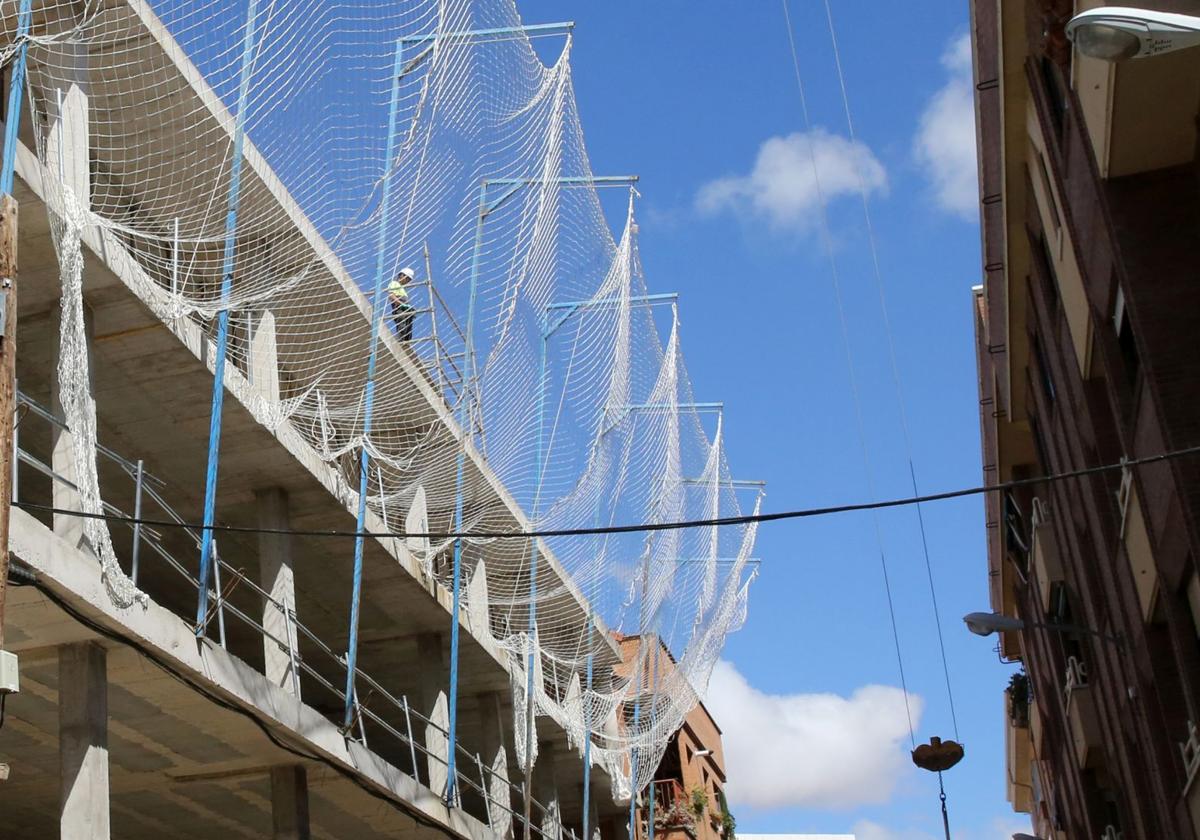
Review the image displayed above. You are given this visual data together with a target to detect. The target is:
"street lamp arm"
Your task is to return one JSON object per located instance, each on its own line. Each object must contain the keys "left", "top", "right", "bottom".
{"left": 1023, "top": 619, "right": 1123, "bottom": 646}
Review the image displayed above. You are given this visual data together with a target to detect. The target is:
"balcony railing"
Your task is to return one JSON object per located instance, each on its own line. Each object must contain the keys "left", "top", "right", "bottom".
{"left": 10, "top": 389, "right": 572, "bottom": 840}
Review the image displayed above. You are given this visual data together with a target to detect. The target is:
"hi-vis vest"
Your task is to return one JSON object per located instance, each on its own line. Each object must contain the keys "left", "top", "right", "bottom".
{"left": 388, "top": 278, "right": 409, "bottom": 302}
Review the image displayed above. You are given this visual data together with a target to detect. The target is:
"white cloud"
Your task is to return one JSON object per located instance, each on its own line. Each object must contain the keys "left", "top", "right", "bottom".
{"left": 852, "top": 820, "right": 938, "bottom": 840}
{"left": 986, "top": 816, "right": 1034, "bottom": 839}
{"left": 852, "top": 814, "right": 1034, "bottom": 840}
{"left": 704, "top": 659, "right": 921, "bottom": 810}
{"left": 695, "top": 130, "right": 886, "bottom": 230}
{"left": 914, "top": 34, "right": 979, "bottom": 219}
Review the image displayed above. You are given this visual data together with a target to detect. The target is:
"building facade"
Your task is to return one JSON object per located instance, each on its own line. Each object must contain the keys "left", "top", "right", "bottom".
{"left": 971, "top": 1, "right": 1200, "bottom": 838}
{"left": 614, "top": 637, "right": 730, "bottom": 840}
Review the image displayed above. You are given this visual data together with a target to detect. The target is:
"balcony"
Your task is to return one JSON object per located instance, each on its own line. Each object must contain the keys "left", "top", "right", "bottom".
{"left": 1030, "top": 498, "right": 1064, "bottom": 615}
{"left": 1064, "top": 657, "right": 1103, "bottom": 769}
{"left": 1006, "top": 690, "right": 1035, "bottom": 813}
{"left": 650, "top": 780, "right": 694, "bottom": 839}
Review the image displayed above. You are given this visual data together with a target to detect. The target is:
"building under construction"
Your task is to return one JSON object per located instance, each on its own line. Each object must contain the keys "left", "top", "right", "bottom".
{"left": 0, "top": 0, "right": 761, "bottom": 837}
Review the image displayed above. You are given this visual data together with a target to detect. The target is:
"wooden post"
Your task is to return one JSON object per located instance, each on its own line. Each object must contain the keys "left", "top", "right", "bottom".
{"left": 0, "top": 194, "right": 17, "bottom": 650}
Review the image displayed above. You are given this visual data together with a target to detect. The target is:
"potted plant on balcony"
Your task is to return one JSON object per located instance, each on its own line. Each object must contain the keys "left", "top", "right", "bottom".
{"left": 655, "top": 801, "right": 696, "bottom": 837}
{"left": 689, "top": 785, "right": 709, "bottom": 821}
{"left": 717, "top": 789, "right": 736, "bottom": 840}
{"left": 1007, "top": 669, "right": 1031, "bottom": 728}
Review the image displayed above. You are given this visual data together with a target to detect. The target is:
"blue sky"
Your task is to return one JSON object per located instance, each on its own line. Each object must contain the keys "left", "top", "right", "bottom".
{"left": 518, "top": 1, "right": 1028, "bottom": 838}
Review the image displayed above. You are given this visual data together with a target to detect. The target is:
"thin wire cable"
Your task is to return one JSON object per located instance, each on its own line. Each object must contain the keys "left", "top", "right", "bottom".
{"left": 780, "top": 0, "right": 914, "bottom": 748}
{"left": 15, "top": 445, "right": 1197, "bottom": 541}
{"left": 820, "top": 0, "right": 961, "bottom": 741}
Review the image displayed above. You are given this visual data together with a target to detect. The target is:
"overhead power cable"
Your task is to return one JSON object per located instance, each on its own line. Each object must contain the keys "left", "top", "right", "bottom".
{"left": 13, "top": 444, "right": 1199, "bottom": 543}
{"left": 819, "top": 0, "right": 960, "bottom": 742}
{"left": 5, "top": 570, "right": 465, "bottom": 839}
{"left": 779, "top": 0, "right": 915, "bottom": 747}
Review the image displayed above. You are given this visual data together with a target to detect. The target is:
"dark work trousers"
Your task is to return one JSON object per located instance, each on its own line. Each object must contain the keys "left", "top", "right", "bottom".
{"left": 391, "top": 298, "right": 414, "bottom": 342}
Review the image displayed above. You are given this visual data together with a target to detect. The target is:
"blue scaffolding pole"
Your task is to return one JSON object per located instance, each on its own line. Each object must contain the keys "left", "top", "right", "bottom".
{"left": 582, "top": 611, "right": 595, "bottom": 840}
{"left": 437, "top": 22, "right": 587, "bottom": 808}
{"left": 627, "top": 701, "right": 641, "bottom": 840}
{"left": 540, "top": 285, "right": 672, "bottom": 840}
{"left": 646, "top": 631, "right": 660, "bottom": 840}
{"left": 0, "top": 0, "right": 33, "bottom": 196}
{"left": 343, "top": 36, "right": 405, "bottom": 731}
{"left": 196, "top": 0, "right": 261, "bottom": 635}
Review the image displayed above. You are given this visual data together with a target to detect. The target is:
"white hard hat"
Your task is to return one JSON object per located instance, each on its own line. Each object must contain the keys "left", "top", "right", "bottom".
{"left": 398, "top": 266, "right": 416, "bottom": 280}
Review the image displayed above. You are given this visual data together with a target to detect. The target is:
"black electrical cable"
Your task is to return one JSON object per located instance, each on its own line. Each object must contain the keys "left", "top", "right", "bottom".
{"left": 12, "top": 570, "right": 465, "bottom": 838}
{"left": 11, "top": 443, "right": 1200, "bottom": 543}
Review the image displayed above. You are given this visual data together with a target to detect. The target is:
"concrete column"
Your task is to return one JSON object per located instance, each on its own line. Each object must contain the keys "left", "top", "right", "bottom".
{"left": 249, "top": 310, "right": 281, "bottom": 403}
{"left": 534, "top": 740, "right": 562, "bottom": 840}
{"left": 269, "top": 765, "right": 310, "bottom": 840}
{"left": 582, "top": 781, "right": 600, "bottom": 840}
{"left": 611, "top": 811, "right": 631, "bottom": 840}
{"left": 477, "top": 691, "right": 512, "bottom": 838}
{"left": 59, "top": 642, "right": 108, "bottom": 840}
{"left": 52, "top": 306, "right": 95, "bottom": 552}
{"left": 476, "top": 689, "right": 508, "bottom": 777}
{"left": 415, "top": 633, "right": 449, "bottom": 794}
{"left": 256, "top": 487, "right": 298, "bottom": 696}
{"left": 43, "top": 8, "right": 91, "bottom": 205}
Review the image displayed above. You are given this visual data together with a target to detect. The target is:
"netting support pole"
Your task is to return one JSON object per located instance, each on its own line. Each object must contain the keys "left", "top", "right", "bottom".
{"left": 445, "top": 176, "right": 489, "bottom": 806}
{"left": 196, "top": 0, "right": 261, "bottom": 635}
{"left": 343, "top": 37, "right": 405, "bottom": 730}
{"left": 627, "top": 702, "right": 640, "bottom": 840}
{"left": 646, "top": 633, "right": 659, "bottom": 840}
{"left": 581, "top": 612, "right": 594, "bottom": 840}
{"left": 0, "top": 0, "right": 32, "bottom": 196}
{"left": 465, "top": 169, "right": 643, "bottom": 820}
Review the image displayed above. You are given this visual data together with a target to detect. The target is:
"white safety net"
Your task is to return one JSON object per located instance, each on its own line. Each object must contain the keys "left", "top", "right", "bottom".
{"left": 12, "top": 0, "right": 761, "bottom": 799}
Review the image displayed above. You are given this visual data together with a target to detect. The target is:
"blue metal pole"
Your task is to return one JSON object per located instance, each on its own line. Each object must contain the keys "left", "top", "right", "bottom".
{"left": 488, "top": 175, "right": 639, "bottom": 188}
{"left": 545, "top": 292, "right": 676, "bottom": 313}
{"left": 343, "top": 38, "right": 405, "bottom": 729}
{"left": 402, "top": 21, "right": 574, "bottom": 47}
{"left": 647, "top": 638, "right": 659, "bottom": 840}
{"left": 628, "top": 700, "right": 641, "bottom": 840}
{"left": 0, "top": 0, "right": 33, "bottom": 196}
{"left": 196, "top": 0, "right": 261, "bottom": 634}
{"left": 582, "top": 613, "right": 594, "bottom": 840}
{"left": 446, "top": 180, "right": 488, "bottom": 803}
{"left": 524, "top": 318, "right": 549, "bottom": 754}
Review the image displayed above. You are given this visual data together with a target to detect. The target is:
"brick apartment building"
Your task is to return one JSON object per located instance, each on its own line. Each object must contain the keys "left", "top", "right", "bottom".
{"left": 614, "top": 637, "right": 730, "bottom": 840}
{"left": 971, "top": 1, "right": 1200, "bottom": 837}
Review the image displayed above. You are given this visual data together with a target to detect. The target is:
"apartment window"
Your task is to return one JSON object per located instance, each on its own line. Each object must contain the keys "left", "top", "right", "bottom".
{"left": 1005, "top": 492, "right": 1031, "bottom": 577}
{"left": 1035, "top": 151, "right": 1062, "bottom": 235}
{"left": 1032, "top": 336, "right": 1056, "bottom": 406}
{"left": 1037, "top": 231, "right": 1060, "bottom": 315}
{"left": 1039, "top": 55, "right": 1068, "bottom": 141}
{"left": 1112, "top": 284, "right": 1140, "bottom": 389}
{"left": 1030, "top": 416, "right": 1051, "bottom": 474}
{"left": 686, "top": 745, "right": 694, "bottom": 763}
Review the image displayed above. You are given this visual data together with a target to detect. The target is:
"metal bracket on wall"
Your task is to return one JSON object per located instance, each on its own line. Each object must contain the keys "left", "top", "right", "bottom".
{"left": 0, "top": 279, "right": 10, "bottom": 336}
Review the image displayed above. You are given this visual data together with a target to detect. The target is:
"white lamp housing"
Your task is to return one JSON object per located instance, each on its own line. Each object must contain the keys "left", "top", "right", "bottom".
{"left": 1067, "top": 7, "right": 1200, "bottom": 61}
{"left": 963, "top": 611, "right": 1025, "bottom": 637}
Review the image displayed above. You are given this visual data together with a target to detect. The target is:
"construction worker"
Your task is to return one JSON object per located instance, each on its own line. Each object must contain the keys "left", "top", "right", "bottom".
{"left": 389, "top": 267, "right": 416, "bottom": 341}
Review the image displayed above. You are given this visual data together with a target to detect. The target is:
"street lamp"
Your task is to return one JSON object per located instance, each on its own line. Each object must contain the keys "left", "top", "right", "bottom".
{"left": 963, "top": 611, "right": 1122, "bottom": 646}
{"left": 1067, "top": 7, "right": 1200, "bottom": 61}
